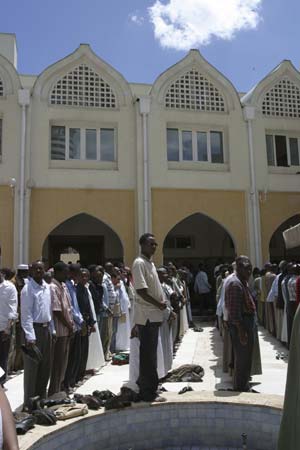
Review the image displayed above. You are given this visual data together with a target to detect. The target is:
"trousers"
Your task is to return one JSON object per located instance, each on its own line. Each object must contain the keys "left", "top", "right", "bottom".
{"left": 48, "top": 336, "right": 70, "bottom": 397}
{"left": 137, "top": 320, "right": 160, "bottom": 401}
{"left": 229, "top": 315, "right": 255, "bottom": 392}
{"left": 23, "top": 325, "right": 51, "bottom": 407}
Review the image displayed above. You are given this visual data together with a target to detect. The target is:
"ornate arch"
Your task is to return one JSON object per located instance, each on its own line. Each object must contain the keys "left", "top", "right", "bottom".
{"left": 241, "top": 60, "right": 300, "bottom": 118}
{"left": 0, "top": 54, "right": 21, "bottom": 98}
{"left": 33, "top": 44, "right": 133, "bottom": 108}
{"left": 151, "top": 50, "right": 241, "bottom": 113}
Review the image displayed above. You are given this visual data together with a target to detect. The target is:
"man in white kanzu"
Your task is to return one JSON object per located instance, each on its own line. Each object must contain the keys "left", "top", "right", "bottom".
{"left": 0, "top": 271, "right": 18, "bottom": 386}
{"left": 132, "top": 233, "right": 167, "bottom": 402}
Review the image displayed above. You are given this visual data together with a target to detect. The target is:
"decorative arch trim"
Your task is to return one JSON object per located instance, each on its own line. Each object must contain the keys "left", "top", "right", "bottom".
{"left": 33, "top": 44, "right": 133, "bottom": 108}
{"left": 151, "top": 50, "right": 241, "bottom": 113}
{"left": 0, "top": 54, "right": 21, "bottom": 97}
{"left": 162, "top": 211, "right": 237, "bottom": 252}
{"left": 241, "top": 60, "right": 300, "bottom": 117}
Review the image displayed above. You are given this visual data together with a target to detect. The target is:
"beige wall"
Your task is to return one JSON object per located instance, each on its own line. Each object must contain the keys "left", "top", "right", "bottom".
{"left": 260, "top": 191, "right": 300, "bottom": 262}
{"left": 151, "top": 188, "right": 248, "bottom": 264}
{"left": 0, "top": 186, "right": 14, "bottom": 266}
{"left": 29, "top": 188, "right": 136, "bottom": 265}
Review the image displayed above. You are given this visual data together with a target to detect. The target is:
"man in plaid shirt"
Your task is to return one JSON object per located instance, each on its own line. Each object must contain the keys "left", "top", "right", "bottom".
{"left": 225, "top": 255, "right": 256, "bottom": 392}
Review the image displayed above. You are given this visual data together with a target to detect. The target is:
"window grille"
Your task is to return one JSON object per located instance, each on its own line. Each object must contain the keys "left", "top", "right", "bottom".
{"left": 262, "top": 77, "right": 300, "bottom": 118}
{"left": 0, "top": 78, "right": 3, "bottom": 97}
{"left": 50, "top": 64, "right": 116, "bottom": 108}
{"left": 165, "top": 69, "right": 226, "bottom": 112}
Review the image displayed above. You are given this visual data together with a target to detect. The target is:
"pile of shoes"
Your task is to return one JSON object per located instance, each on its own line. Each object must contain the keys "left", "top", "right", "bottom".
{"left": 73, "top": 393, "right": 102, "bottom": 410}
{"left": 92, "top": 389, "right": 132, "bottom": 410}
{"left": 14, "top": 412, "right": 36, "bottom": 435}
{"left": 111, "top": 353, "right": 129, "bottom": 365}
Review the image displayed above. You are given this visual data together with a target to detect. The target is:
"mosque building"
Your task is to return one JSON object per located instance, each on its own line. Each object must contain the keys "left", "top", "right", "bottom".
{"left": 0, "top": 32, "right": 299, "bottom": 269}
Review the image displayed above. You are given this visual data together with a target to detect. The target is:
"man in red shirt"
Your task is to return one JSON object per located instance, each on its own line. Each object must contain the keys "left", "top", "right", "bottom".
{"left": 225, "top": 255, "right": 256, "bottom": 392}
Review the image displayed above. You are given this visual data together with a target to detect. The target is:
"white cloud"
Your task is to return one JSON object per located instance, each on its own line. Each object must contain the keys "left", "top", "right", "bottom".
{"left": 148, "top": 0, "right": 263, "bottom": 50}
{"left": 129, "top": 12, "right": 144, "bottom": 26}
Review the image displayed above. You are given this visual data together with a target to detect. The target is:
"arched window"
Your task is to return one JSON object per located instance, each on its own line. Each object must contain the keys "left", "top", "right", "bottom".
{"left": 49, "top": 64, "right": 116, "bottom": 108}
{"left": 0, "top": 77, "right": 4, "bottom": 97}
{"left": 262, "top": 77, "right": 300, "bottom": 118}
{"left": 165, "top": 69, "right": 226, "bottom": 112}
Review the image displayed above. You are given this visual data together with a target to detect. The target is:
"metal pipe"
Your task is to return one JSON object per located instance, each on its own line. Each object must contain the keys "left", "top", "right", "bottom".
{"left": 142, "top": 112, "right": 149, "bottom": 233}
{"left": 18, "top": 89, "right": 30, "bottom": 265}
{"left": 18, "top": 103, "right": 26, "bottom": 264}
{"left": 244, "top": 106, "right": 262, "bottom": 267}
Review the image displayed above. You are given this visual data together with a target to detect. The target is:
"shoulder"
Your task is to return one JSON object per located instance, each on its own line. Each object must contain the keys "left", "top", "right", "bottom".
{"left": 3, "top": 280, "right": 18, "bottom": 296}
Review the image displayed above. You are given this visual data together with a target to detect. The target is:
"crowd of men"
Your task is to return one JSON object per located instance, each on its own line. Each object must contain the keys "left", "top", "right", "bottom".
{"left": 0, "top": 237, "right": 194, "bottom": 407}
{"left": 0, "top": 233, "right": 299, "bottom": 408}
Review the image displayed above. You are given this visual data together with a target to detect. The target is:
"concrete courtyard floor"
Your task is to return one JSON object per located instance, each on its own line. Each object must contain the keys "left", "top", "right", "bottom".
{"left": 5, "top": 323, "right": 288, "bottom": 412}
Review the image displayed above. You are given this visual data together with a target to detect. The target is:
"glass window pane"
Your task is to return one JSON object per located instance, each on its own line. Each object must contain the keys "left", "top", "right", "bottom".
{"left": 275, "top": 135, "right": 288, "bottom": 167}
{"left": 167, "top": 128, "right": 179, "bottom": 161}
{"left": 210, "top": 131, "right": 224, "bottom": 163}
{"left": 266, "top": 135, "right": 275, "bottom": 166}
{"left": 182, "top": 131, "right": 193, "bottom": 161}
{"left": 86, "top": 129, "right": 97, "bottom": 160}
{"left": 100, "top": 128, "right": 115, "bottom": 161}
{"left": 69, "top": 128, "right": 81, "bottom": 160}
{"left": 289, "top": 138, "right": 299, "bottom": 166}
{"left": 51, "top": 126, "right": 65, "bottom": 160}
{"left": 197, "top": 132, "right": 208, "bottom": 161}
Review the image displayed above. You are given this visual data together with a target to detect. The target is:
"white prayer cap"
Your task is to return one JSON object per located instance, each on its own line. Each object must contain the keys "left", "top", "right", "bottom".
{"left": 17, "top": 264, "right": 29, "bottom": 270}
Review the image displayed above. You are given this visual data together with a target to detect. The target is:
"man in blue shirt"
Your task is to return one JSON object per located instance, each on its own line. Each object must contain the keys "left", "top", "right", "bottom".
{"left": 64, "top": 264, "right": 83, "bottom": 393}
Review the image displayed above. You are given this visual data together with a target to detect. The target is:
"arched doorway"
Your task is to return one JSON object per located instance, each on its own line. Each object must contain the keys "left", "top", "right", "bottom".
{"left": 269, "top": 214, "right": 300, "bottom": 262}
{"left": 163, "top": 213, "right": 236, "bottom": 273}
{"left": 42, "top": 213, "right": 123, "bottom": 267}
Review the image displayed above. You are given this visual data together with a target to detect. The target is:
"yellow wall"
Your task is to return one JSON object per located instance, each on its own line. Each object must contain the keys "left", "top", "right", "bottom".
{"left": 0, "top": 186, "right": 14, "bottom": 266}
{"left": 152, "top": 188, "right": 248, "bottom": 264}
{"left": 260, "top": 191, "right": 300, "bottom": 262}
{"left": 29, "top": 188, "right": 136, "bottom": 265}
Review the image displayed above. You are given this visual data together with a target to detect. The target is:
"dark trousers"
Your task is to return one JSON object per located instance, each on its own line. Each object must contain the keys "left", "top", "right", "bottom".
{"left": 48, "top": 336, "right": 70, "bottom": 397}
{"left": 77, "top": 333, "right": 89, "bottom": 382}
{"left": 287, "top": 301, "right": 298, "bottom": 349}
{"left": 0, "top": 331, "right": 11, "bottom": 384}
{"left": 229, "top": 316, "right": 255, "bottom": 392}
{"left": 197, "top": 293, "right": 210, "bottom": 314}
{"left": 23, "top": 325, "right": 51, "bottom": 407}
{"left": 101, "top": 316, "right": 112, "bottom": 360}
{"left": 63, "top": 331, "right": 81, "bottom": 389}
{"left": 137, "top": 321, "right": 160, "bottom": 401}
{"left": 110, "top": 316, "right": 119, "bottom": 354}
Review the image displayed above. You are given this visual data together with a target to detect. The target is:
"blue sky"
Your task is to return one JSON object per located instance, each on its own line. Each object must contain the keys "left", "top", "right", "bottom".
{"left": 0, "top": 0, "right": 298, "bottom": 93}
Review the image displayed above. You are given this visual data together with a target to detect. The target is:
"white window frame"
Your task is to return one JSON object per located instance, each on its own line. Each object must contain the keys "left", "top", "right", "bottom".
{"left": 167, "top": 125, "right": 226, "bottom": 164}
{"left": 266, "top": 132, "right": 300, "bottom": 168}
{"left": 50, "top": 122, "right": 117, "bottom": 168}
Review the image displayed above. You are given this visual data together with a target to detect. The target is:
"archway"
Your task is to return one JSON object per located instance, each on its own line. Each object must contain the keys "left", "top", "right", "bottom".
{"left": 42, "top": 213, "right": 124, "bottom": 267}
{"left": 163, "top": 213, "right": 236, "bottom": 274}
{"left": 269, "top": 214, "right": 300, "bottom": 262}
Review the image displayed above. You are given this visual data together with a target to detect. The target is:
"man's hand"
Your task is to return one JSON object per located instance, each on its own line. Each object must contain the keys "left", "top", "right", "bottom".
{"left": 239, "top": 330, "right": 248, "bottom": 346}
{"left": 26, "top": 340, "right": 36, "bottom": 348}
{"left": 130, "top": 325, "right": 139, "bottom": 338}
{"left": 168, "top": 311, "right": 177, "bottom": 322}
{"left": 158, "top": 300, "right": 168, "bottom": 311}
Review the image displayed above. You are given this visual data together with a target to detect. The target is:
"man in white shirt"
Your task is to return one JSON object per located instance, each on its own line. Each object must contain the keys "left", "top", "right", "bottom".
{"left": 132, "top": 233, "right": 167, "bottom": 402}
{"left": 0, "top": 270, "right": 18, "bottom": 385}
{"left": 194, "top": 263, "right": 211, "bottom": 314}
{"left": 21, "top": 261, "right": 53, "bottom": 408}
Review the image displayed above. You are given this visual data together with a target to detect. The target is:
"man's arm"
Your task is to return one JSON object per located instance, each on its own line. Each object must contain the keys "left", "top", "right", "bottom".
{"left": 20, "top": 285, "right": 36, "bottom": 343}
{"left": 0, "top": 386, "right": 19, "bottom": 450}
{"left": 136, "top": 289, "right": 167, "bottom": 310}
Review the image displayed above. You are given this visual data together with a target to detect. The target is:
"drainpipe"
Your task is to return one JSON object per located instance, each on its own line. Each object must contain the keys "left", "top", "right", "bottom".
{"left": 139, "top": 97, "right": 151, "bottom": 233}
{"left": 243, "top": 105, "right": 262, "bottom": 267}
{"left": 18, "top": 89, "right": 30, "bottom": 265}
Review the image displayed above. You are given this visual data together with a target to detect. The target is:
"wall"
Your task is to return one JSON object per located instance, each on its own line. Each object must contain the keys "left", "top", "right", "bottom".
{"left": 24, "top": 398, "right": 282, "bottom": 450}
{"left": 152, "top": 189, "right": 248, "bottom": 264}
{"left": 29, "top": 188, "right": 136, "bottom": 265}
{"left": 0, "top": 186, "right": 14, "bottom": 266}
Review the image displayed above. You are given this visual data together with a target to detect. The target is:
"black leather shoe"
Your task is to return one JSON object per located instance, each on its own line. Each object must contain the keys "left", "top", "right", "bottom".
{"left": 15, "top": 416, "right": 36, "bottom": 435}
